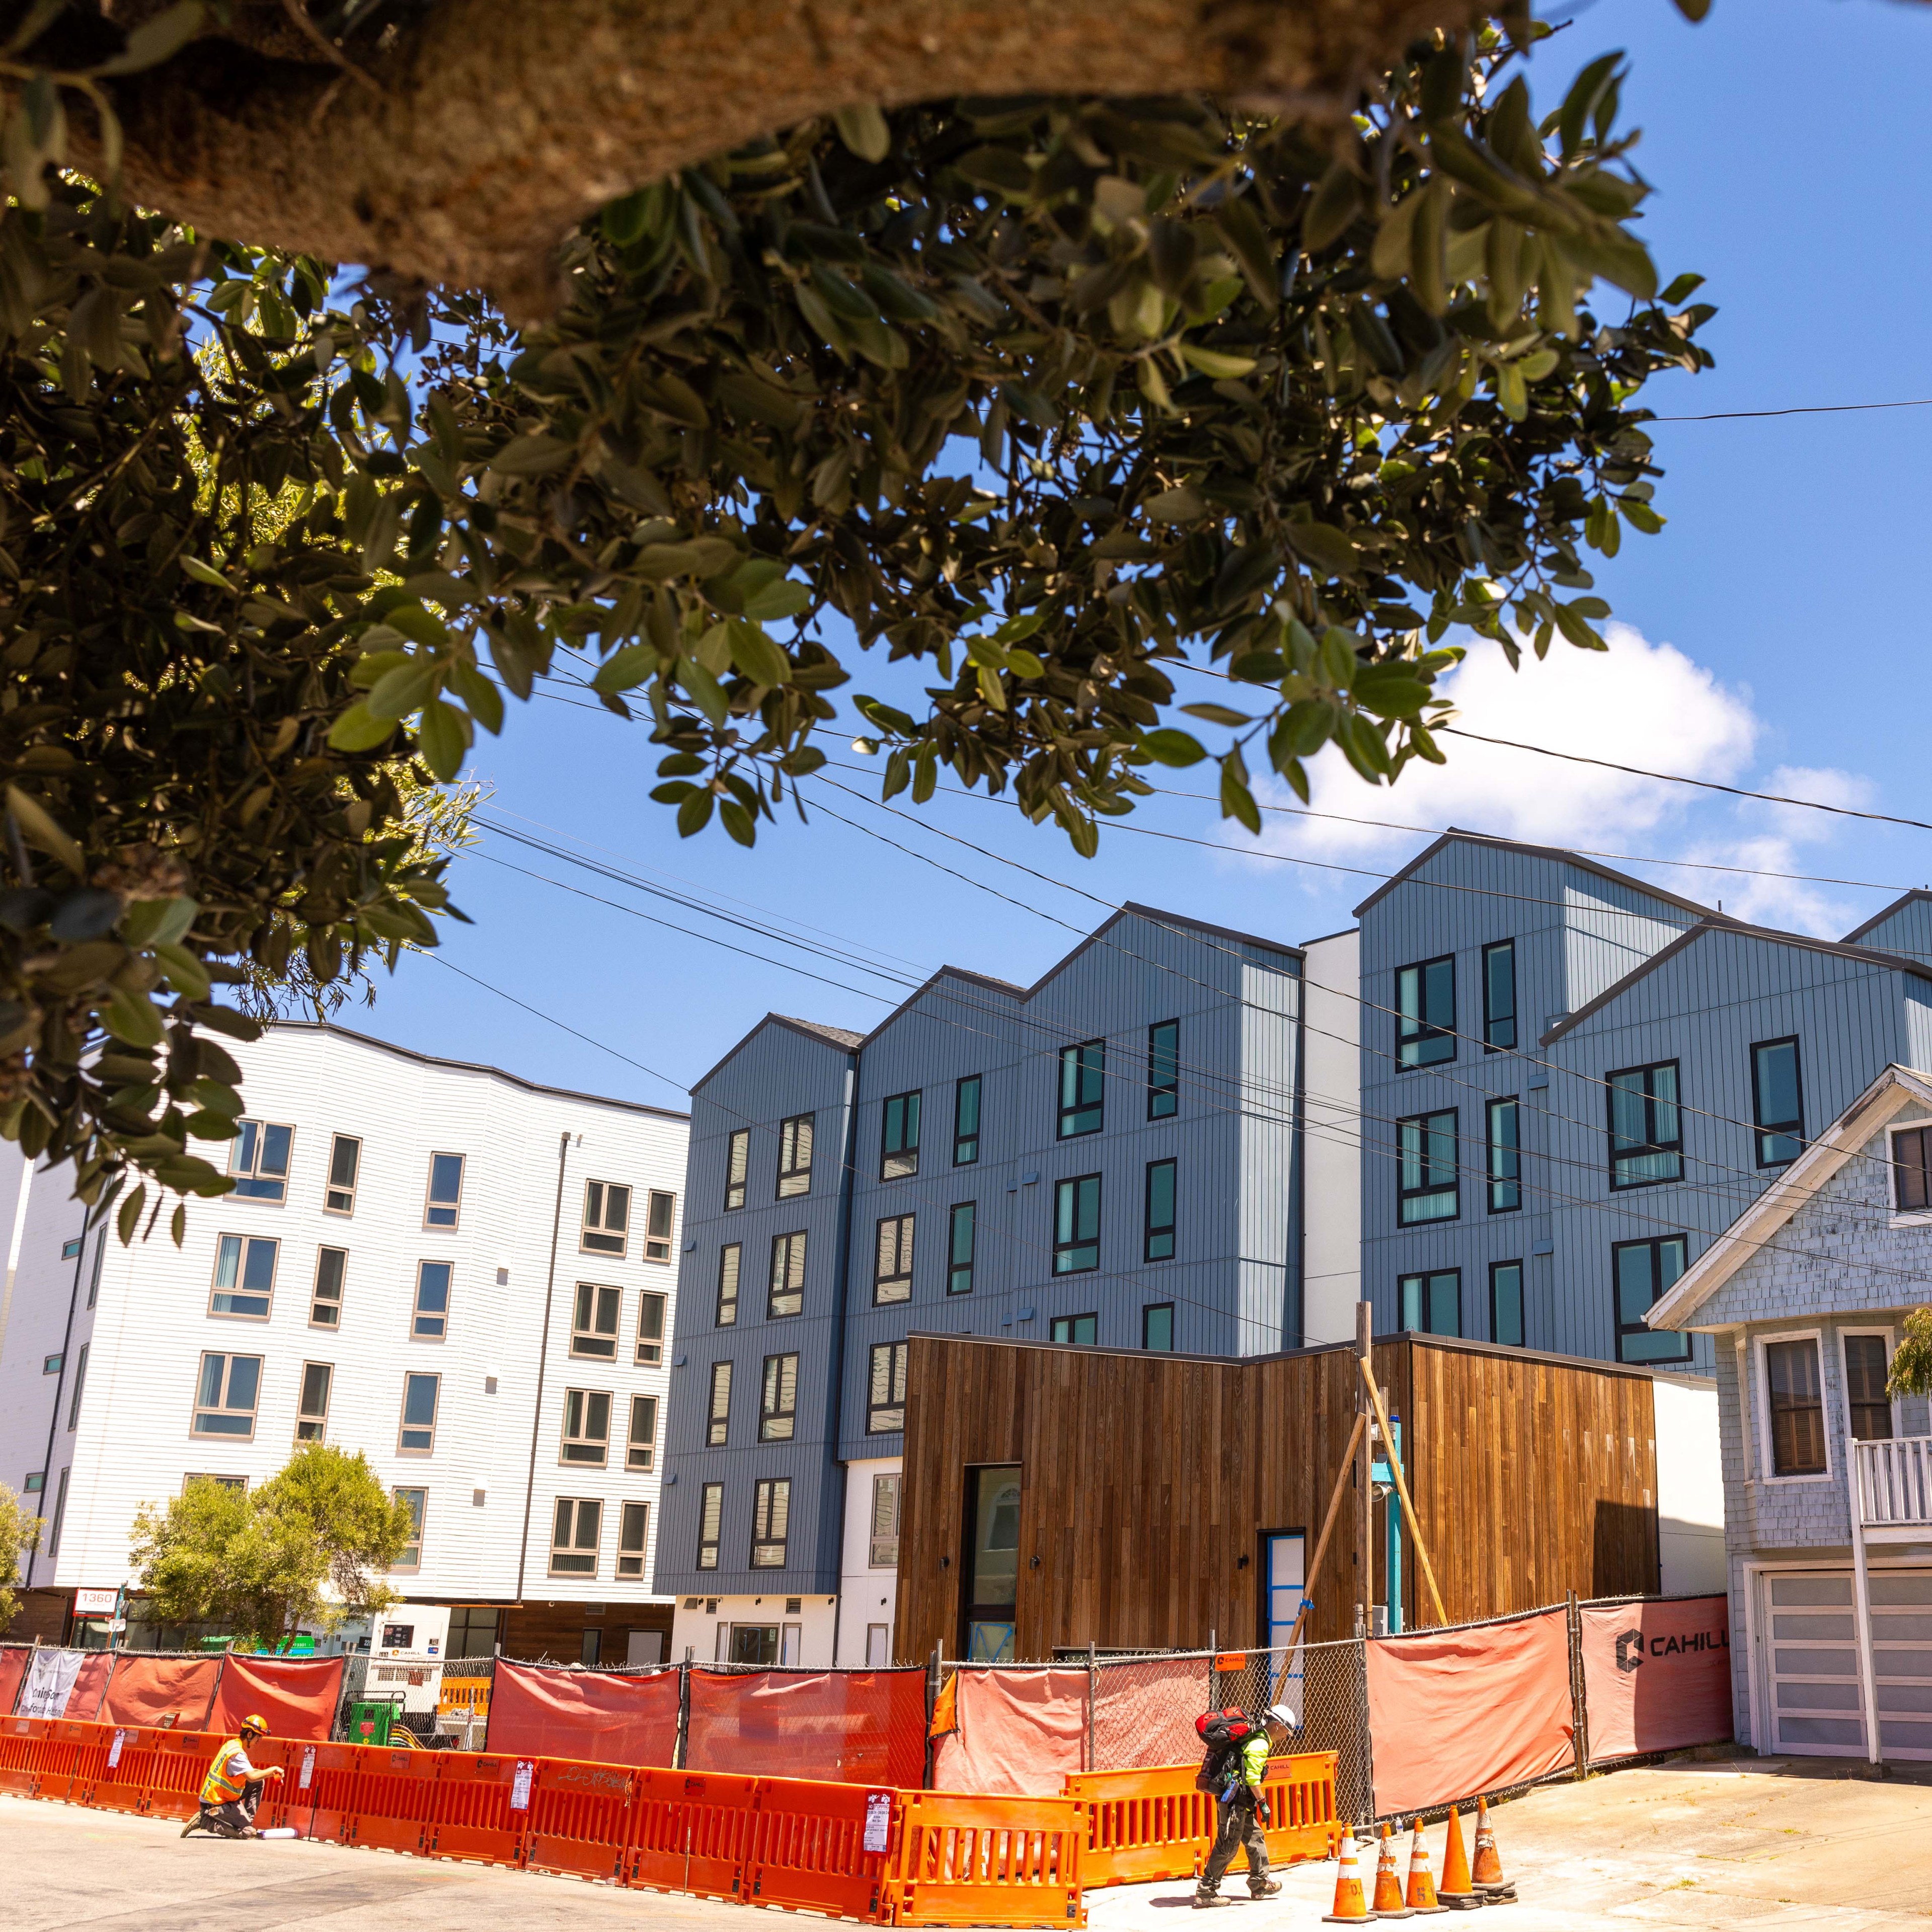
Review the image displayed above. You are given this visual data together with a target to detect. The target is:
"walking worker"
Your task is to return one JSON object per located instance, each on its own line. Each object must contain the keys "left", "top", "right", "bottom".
{"left": 1193, "top": 1703, "right": 1294, "bottom": 1908}
{"left": 182, "top": 1713, "right": 283, "bottom": 1838}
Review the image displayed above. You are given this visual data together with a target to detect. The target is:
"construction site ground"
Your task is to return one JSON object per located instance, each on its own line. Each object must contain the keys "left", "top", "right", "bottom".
{"left": 10, "top": 1754, "right": 1932, "bottom": 1930}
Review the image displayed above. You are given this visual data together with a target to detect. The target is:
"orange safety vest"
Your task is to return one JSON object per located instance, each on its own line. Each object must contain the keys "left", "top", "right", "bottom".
{"left": 199, "top": 1737, "right": 253, "bottom": 1807}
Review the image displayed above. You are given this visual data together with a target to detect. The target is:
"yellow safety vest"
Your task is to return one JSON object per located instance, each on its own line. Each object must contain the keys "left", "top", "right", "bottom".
{"left": 199, "top": 1738, "right": 252, "bottom": 1807}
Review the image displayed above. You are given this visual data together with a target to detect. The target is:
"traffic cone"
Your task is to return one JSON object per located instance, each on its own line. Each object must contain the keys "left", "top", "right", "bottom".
{"left": 1436, "top": 1805, "right": 1481, "bottom": 1909}
{"left": 1322, "top": 1827, "right": 1371, "bottom": 1923}
{"left": 1370, "top": 1822, "right": 1414, "bottom": 1918}
{"left": 1404, "top": 1819, "right": 1448, "bottom": 1914}
{"left": 1471, "top": 1797, "right": 1508, "bottom": 1893}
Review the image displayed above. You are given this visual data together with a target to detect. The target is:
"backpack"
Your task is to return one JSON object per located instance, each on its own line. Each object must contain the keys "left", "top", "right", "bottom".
{"left": 1193, "top": 1708, "right": 1252, "bottom": 1794}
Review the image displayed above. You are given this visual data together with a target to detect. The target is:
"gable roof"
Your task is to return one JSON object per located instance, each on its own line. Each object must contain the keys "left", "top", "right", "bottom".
{"left": 688, "top": 1011, "right": 862, "bottom": 1094}
{"left": 1843, "top": 889, "right": 1932, "bottom": 950}
{"left": 1646, "top": 1062, "right": 1932, "bottom": 1331}
{"left": 1539, "top": 915, "right": 1932, "bottom": 1047}
{"left": 1350, "top": 828, "right": 1717, "bottom": 922}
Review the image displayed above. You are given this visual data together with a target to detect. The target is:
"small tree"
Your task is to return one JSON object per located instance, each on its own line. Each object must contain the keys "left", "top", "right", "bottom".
{"left": 1889, "top": 1308, "right": 1932, "bottom": 1401}
{"left": 129, "top": 1443, "right": 414, "bottom": 1651}
{"left": 0, "top": 1484, "right": 43, "bottom": 1634}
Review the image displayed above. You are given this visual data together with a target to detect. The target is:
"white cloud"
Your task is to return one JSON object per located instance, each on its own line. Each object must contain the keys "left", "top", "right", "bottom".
{"left": 1232, "top": 624, "right": 1875, "bottom": 939}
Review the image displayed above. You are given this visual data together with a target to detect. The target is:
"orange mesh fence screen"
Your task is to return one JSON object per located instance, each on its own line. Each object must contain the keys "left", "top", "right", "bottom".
{"left": 1579, "top": 1595, "right": 1733, "bottom": 1763}
{"left": 206, "top": 1653, "right": 345, "bottom": 1742}
{"left": 685, "top": 1668, "right": 927, "bottom": 1789}
{"left": 100, "top": 1654, "right": 220, "bottom": 1732}
{"left": 65, "top": 1654, "right": 114, "bottom": 1722}
{"left": 931, "top": 1668, "right": 1086, "bottom": 1797}
{"left": 0, "top": 1647, "right": 28, "bottom": 1718}
{"left": 1089, "top": 1656, "right": 1204, "bottom": 1772}
{"left": 486, "top": 1660, "right": 679, "bottom": 1767}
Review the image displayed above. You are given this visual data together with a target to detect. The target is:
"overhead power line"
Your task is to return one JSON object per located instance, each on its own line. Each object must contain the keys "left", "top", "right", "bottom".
{"left": 1651, "top": 398, "right": 1932, "bottom": 423}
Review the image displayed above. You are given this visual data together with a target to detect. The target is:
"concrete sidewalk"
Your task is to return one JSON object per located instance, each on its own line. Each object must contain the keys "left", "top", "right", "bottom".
{"left": 1089, "top": 1758, "right": 1932, "bottom": 1930}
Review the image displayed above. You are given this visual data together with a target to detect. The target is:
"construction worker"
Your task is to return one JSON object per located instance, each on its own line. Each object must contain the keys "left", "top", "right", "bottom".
{"left": 182, "top": 1713, "right": 283, "bottom": 1839}
{"left": 1193, "top": 1703, "right": 1293, "bottom": 1908}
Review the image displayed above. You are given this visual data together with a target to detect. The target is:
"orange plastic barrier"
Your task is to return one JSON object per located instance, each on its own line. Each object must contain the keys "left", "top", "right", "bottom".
{"left": 342, "top": 1743, "right": 443, "bottom": 1851}
{"left": 0, "top": 1714, "right": 52, "bottom": 1797}
{"left": 426, "top": 1752, "right": 526, "bottom": 1867}
{"left": 80, "top": 1724, "right": 162, "bottom": 1815}
{"left": 137, "top": 1726, "right": 222, "bottom": 1821}
{"left": 744, "top": 1774, "right": 896, "bottom": 1920}
{"left": 1064, "top": 1751, "right": 1341, "bottom": 1886}
{"left": 523, "top": 1754, "right": 639, "bottom": 1881}
{"left": 206, "top": 1653, "right": 345, "bottom": 1744}
{"left": 888, "top": 1791, "right": 1088, "bottom": 1928}
{"left": 627, "top": 1767, "right": 763, "bottom": 1902}
{"left": 100, "top": 1653, "right": 220, "bottom": 1732}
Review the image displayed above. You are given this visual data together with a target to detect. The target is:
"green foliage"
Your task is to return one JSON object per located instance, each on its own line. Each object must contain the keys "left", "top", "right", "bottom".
{"left": 0, "top": 1481, "right": 42, "bottom": 1633}
{"left": 0, "top": 18, "right": 1712, "bottom": 1213}
{"left": 128, "top": 1443, "right": 414, "bottom": 1651}
{"left": 1889, "top": 1307, "right": 1932, "bottom": 1401}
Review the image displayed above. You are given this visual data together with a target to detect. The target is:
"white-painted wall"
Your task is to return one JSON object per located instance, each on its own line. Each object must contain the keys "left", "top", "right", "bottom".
{"left": 669, "top": 1590, "right": 840, "bottom": 1667}
{"left": 1653, "top": 1370, "right": 1727, "bottom": 1595}
{"left": 837, "top": 1455, "right": 902, "bottom": 1667}
{"left": 1299, "top": 928, "right": 1361, "bottom": 1350}
{"left": 0, "top": 1022, "right": 688, "bottom": 1617}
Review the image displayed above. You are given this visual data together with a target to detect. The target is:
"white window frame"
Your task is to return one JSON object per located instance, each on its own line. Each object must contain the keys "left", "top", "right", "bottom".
{"left": 559, "top": 1388, "right": 612, "bottom": 1467}
{"left": 581, "top": 1179, "right": 631, "bottom": 1258}
{"left": 397, "top": 1370, "right": 441, "bottom": 1455}
{"left": 392, "top": 1487, "right": 426, "bottom": 1572}
{"left": 570, "top": 1282, "right": 622, "bottom": 1360}
{"left": 869, "top": 1472, "right": 901, "bottom": 1569}
{"left": 1888, "top": 1119, "right": 1932, "bottom": 1225}
{"left": 1754, "top": 1327, "right": 1834, "bottom": 1485}
{"left": 412, "top": 1259, "right": 454, "bottom": 1341}
{"left": 295, "top": 1361, "right": 333, "bottom": 1443}
{"left": 324, "top": 1133, "right": 361, "bottom": 1216}
{"left": 228, "top": 1119, "right": 294, "bottom": 1204}
{"left": 208, "top": 1232, "right": 279, "bottom": 1321}
{"left": 423, "top": 1152, "right": 466, "bottom": 1231}
{"left": 549, "top": 1496, "right": 602, "bottom": 1577}
{"left": 1837, "top": 1324, "right": 1901, "bottom": 1446}
{"left": 191, "top": 1351, "right": 263, "bottom": 1440}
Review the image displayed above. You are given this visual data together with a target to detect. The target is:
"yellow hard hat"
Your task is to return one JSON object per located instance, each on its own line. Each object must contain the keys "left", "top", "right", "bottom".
{"left": 241, "top": 1713, "right": 269, "bottom": 1734}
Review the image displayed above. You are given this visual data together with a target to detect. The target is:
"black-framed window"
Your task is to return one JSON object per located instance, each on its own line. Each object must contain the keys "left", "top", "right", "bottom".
{"left": 759, "top": 1353, "right": 798, "bottom": 1441}
{"left": 874, "top": 1213, "right": 914, "bottom": 1305}
{"left": 768, "top": 1230, "right": 806, "bottom": 1318}
{"left": 1397, "top": 956, "right": 1455, "bottom": 1068}
{"left": 1058, "top": 1041, "right": 1105, "bottom": 1137}
{"left": 1765, "top": 1339, "right": 1826, "bottom": 1476}
{"left": 1751, "top": 1037, "right": 1803, "bottom": 1167}
{"left": 1399, "top": 1270, "right": 1460, "bottom": 1336}
{"left": 1147, "top": 1021, "right": 1179, "bottom": 1120}
{"left": 715, "top": 1243, "right": 741, "bottom": 1327}
{"left": 725, "top": 1128, "right": 749, "bottom": 1210}
{"left": 706, "top": 1360, "right": 732, "bottom": 1445}
{"left": 697, "top": 1482, "right": 723, "bottom": 1570}
{"left": 1397, "top": 1110, "right": 1458, "bottom": 1224}
{"left": 1894, "top": 1126, "right": 1932, "bottom": 1210}
{"left": 948, "top": 1202, "right": 976, "bottom": 1295}
{"left": 751, "top": 1478, "right": 791, "bottom": 1568}
{"left": 869, "top": 1340, "right": 908, "bottom": 1433}
{"left": 1144, "top": 1158, "right": 1176, "bottom": 1262}
{"left": 1608, "top": 1061, "right": 1683, "bottom": 1188}
{"left": 954, "top": 1075, "right": 981, "bottom": 1166}
{"left": 882, "top": 1091, "right": 921, "bottom": 1179}
{"left": 1486, "top": 1097, "right": 1520, "bottom": 1213}
{"left": 1612, "top": 1234, "right": 1691, "bottom": 1363}
{"left": 1142, "top": 1303, "right": 1174, "bottom": 1351}
{"left": 1845, "top": 1335, "right": 1894, "bottom": 1442}
{"left": 1051, "top": 1312, "right": 1098, "bottom": 1345}
{"left": 777, "top": 1113, "right": 814, "bottom": 1197}
{"left": 1053, "top": 1174, "right": 1102, "bottom": 1273}
{"left": 1490, "top": 1261, "right": 1524, "bottom": 1347}
{"left": 1482, "top": 941, "right": 1516, "bottom": 1051}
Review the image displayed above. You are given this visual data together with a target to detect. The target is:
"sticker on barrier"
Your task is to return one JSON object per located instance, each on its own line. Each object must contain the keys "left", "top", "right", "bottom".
{"left": 627, "top": 1767, "right": 762, "bottom": 1902}
{"left": 427, "top": 1753, "right": 525, "bottom": 1867}
{"left": 743, "top": 1775, "right": 895, "bottom": 1921}
{"left": 889, "top": 1791, "right": 1088, "bottom": 1929}
{"left": 522, "top": 1755, "right": 638, "bottom": 1882}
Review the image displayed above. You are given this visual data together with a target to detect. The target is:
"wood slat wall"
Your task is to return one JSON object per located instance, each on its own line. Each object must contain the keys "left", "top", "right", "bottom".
{"left": 893, "top": 1331, "right": 1659, "bottom": 1663}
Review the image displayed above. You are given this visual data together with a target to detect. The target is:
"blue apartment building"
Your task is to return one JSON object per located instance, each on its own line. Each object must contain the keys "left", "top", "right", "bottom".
{"left": 655, "top": 906, "right": 1360, "bottom": 1668}
{"left": 1357, "top": 834, "right": 1932, "bottom": 1375}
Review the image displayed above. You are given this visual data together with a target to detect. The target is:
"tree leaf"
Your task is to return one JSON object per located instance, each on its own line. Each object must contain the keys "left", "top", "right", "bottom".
{"left": 833, "top": 104, "right": 891, "bottom": 164}
{"left": 101, "top": 982, "right": 164, "bottom": 1048}
{"left": 416, "top": 697, "right": 469, "bottom": 780}
{"left": 1139, "top": 729, "right": 1208, "bottom": 767}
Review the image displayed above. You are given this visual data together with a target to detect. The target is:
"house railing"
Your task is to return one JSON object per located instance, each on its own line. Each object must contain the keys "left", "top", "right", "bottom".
{"left": 1856, "top": 1434, "right": 1932, "bottom": 1526}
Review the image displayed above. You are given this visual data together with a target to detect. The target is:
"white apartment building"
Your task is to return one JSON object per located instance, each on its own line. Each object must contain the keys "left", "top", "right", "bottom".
{"left": 0, "top": 1022, "right": 689, "bottom": 1666}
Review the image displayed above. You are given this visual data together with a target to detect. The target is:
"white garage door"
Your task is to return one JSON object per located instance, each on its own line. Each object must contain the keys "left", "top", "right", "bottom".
{"left": 1763, "top": 1569, "right": 1932, "bottom": 1760}
{"left": 1765, "top": 1572, "right": 1865, "bottom": 1755}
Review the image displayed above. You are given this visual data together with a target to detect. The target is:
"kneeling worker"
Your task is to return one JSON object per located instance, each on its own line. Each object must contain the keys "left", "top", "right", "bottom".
{"left": 1194, "top": 1703, "right": 1295, "bottom": 1908}
{"left": 183, "top": 1713, "right": 283, "bottom": 1838}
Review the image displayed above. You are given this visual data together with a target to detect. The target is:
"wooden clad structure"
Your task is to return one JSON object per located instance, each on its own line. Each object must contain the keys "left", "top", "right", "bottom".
{"left": 894, "top": 1330, "right": 1661, "bottom": 1662}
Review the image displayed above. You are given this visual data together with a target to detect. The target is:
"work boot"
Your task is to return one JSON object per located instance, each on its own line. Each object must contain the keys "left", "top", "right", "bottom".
{"left": 1193, "top": 1893, "right": 1230, "bottom": 1909}
{"left": 180, "top": 1818, "right": 200, "bottom": 1838}
{"left": 1249, "top": 1879, "right": 1282, "bottom": 1898}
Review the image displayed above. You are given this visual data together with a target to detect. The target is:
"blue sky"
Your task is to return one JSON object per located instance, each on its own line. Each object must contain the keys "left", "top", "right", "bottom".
{"left": 346, "top": 0, "right": 1932, "bottom": 1111}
